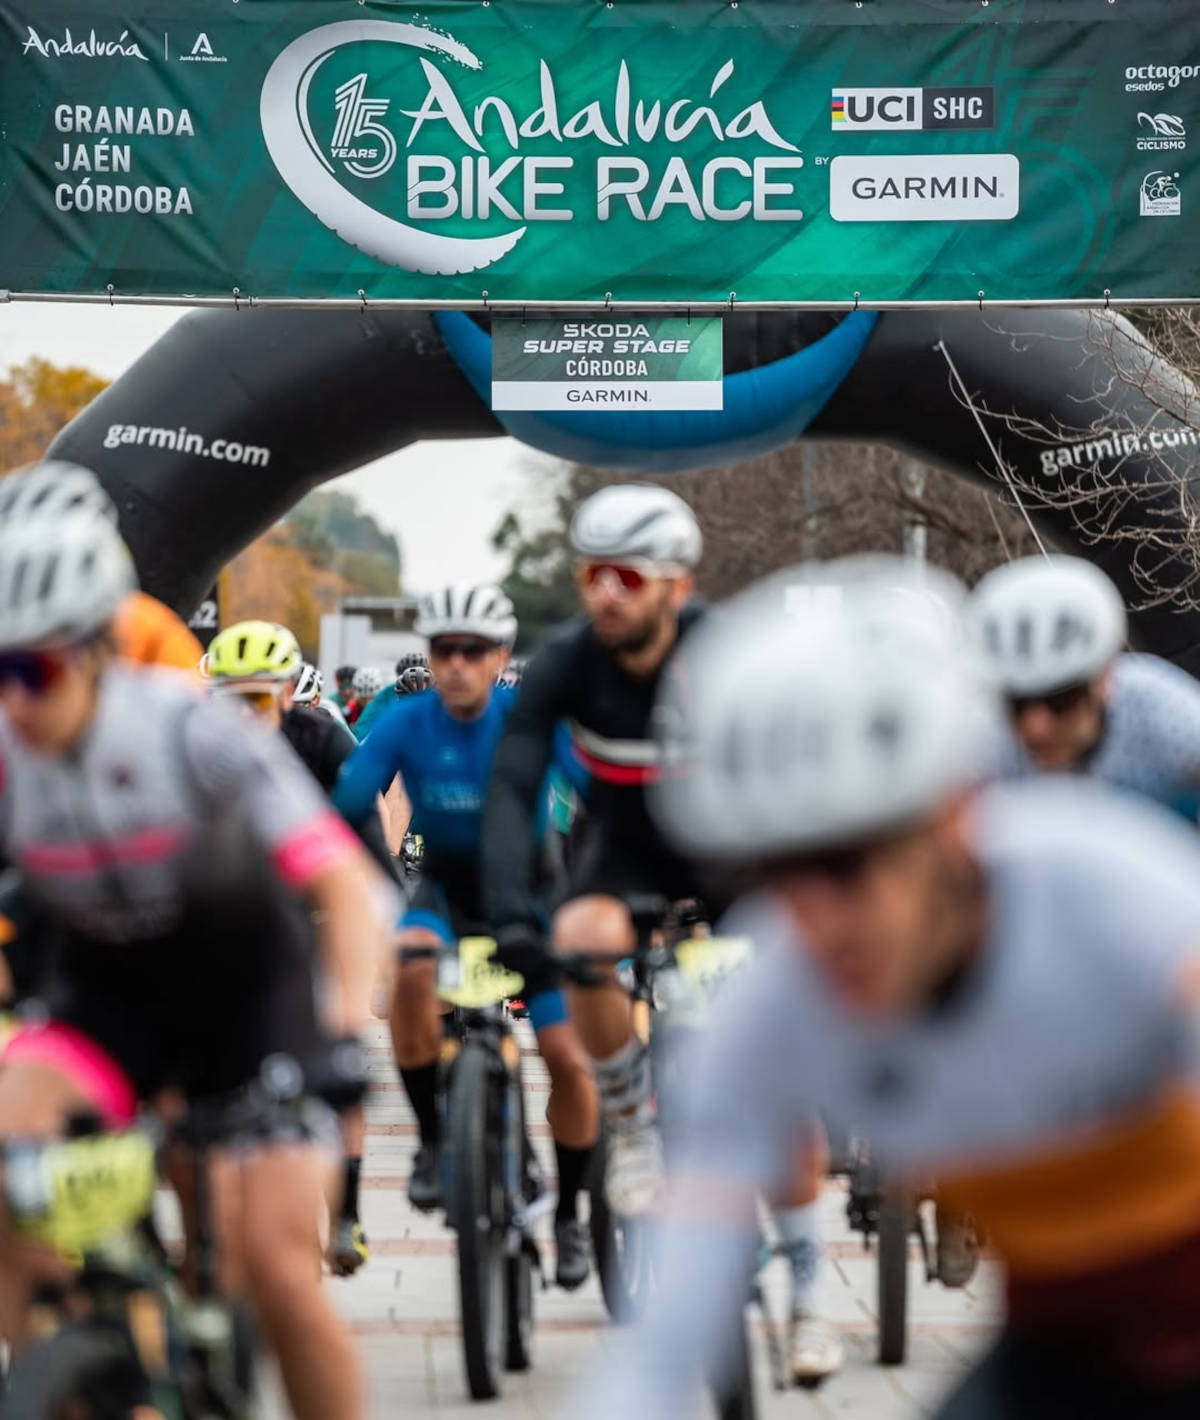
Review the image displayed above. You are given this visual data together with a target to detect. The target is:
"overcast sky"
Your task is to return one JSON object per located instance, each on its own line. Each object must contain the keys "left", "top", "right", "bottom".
{"left": 0, "top": 303, "right": 562, "bottom": 592}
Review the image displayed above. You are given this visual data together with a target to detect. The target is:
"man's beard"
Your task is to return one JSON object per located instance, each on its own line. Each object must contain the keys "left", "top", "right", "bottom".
{"left": 596, "top": 608, "right": 661, "bottom": 655}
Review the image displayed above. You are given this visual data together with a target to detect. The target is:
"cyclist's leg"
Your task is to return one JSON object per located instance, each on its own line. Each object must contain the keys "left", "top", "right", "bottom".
{"left": 391, "top": 879, "right": 455, "bottom": 1208}
{"left": 774, "top": 1124, "right": 843, "bottom": 1381}
{"left": 241, "top": 1139, "right": 365, "bottom": 1420}
{"left": 551, "top": 834, "right": 660, "bottom": 1213}
{"left": 526, "top": 988, "right": 599, "bottom": 1287}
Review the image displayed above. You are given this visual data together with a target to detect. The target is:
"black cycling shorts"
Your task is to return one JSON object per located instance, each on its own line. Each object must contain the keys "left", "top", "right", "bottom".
{"left": 560, "top": 823, "right": 733, "bottom": 923}
{"left": 39, "top": 881, "right": 324, "bottom": 1105}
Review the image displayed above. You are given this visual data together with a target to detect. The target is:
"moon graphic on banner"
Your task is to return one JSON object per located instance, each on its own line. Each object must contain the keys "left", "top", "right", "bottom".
{"left": 260, "top": 21, "right": 526, "bottom": 276}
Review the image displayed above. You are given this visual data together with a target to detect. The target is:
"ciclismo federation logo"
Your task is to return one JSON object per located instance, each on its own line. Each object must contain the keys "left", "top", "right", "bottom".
{"left": 1139, "top": 169, "right": 1181, "bottom": 216}
{"left": 1136, "top": 112, "right": 1186, "bottom": 151}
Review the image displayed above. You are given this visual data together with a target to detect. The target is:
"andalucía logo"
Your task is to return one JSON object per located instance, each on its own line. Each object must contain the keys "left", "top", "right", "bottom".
{"left": 260, "top": 20, "right": 806, "bottom": 277}
{"left": 21, "top": 25, "right": 148, "bottom": 61}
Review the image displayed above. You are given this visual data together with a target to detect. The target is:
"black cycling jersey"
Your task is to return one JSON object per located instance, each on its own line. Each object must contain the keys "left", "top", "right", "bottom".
{"left": 483, "top": 603, "right": 706, "bottom": 934}
{"left": 282, "top": 708, "right": 399, "bottom": 882}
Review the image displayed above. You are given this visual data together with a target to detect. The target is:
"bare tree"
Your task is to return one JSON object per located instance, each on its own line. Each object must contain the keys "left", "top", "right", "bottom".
{"left": 954, "top": 309, "right": 1200, "bottom": 611}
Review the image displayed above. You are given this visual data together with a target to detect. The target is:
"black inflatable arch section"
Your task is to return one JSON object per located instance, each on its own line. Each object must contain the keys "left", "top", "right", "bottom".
{"left": 49, "top": 307, "right": 1200, "bottom": 673}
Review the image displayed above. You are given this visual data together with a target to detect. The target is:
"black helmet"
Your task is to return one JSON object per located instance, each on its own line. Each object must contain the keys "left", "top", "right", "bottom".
{"left": 396, "top": 665, "right": 435, "bottom": 696}
{"left": 395, "top": 650, "right": 429, "bottom": 675}
{"left": 335, "top": 664, "right": 357, "bottom": 684}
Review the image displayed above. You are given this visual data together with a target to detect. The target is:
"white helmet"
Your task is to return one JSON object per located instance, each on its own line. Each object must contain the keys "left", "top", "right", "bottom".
{"left": 293, "top": 662, "right": 322, "bottom": 704}
{"left": 352, "top": 665, "right": 387, "bottom": 698}
{"left": 650, "top": 557, "right": 997, "bottom": 858}
{"left": 0, "top": 501, "right": 137, "bottom": 650}
{"left": 415, "top": 584, "right": 517, "bottom": 648}
{"left": 570, "top": 484, "right": 702, "bottom": 568}
{"left": 966, "top": 555, "right": 1127, "bottom": 695}
{"left": 0, "top": 460, "right": 117, "bottom": 526}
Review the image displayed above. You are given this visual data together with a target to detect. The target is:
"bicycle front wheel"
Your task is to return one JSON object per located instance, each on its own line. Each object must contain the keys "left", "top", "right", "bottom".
{"left": 447, "top": 1043, "right": 507, "bottom": 1400}
{"left": 877, "top": 1187, "right": 911, "bottom": 1366}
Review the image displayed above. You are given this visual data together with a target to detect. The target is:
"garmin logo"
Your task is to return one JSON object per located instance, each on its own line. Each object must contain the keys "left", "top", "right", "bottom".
{"left": 22, "top": 25, "right": 149, "bottom": 62}
{"left": 830, "top": 154, "right": 1019, "bottom": 222}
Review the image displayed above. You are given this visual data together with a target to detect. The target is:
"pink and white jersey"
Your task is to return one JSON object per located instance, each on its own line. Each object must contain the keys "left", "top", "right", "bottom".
{"left": 0, "top": 663, "right": 356, "bottom": 942}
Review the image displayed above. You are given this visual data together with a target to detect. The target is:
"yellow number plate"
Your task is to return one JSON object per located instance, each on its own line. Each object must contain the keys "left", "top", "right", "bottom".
{"left": 674, "top": 936, "right": 754, "bottom": 1006}
{"left": 21, "top": 1132, "right": 157, "bottom": 1257}
{"left": 437, "top": 937, "right": 525, "bottom": 1009}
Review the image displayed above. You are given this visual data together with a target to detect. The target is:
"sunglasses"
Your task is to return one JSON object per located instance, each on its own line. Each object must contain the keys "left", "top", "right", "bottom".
{"left": 580, "top": 560, "right": 682, "bottom": 596}
{"left": 1007, "top": 681, "right": 1093, "bottom": 718}
{"left": 428, "top": 638, "right": 496, "bottom": 663}
{"left": 0, "top": 648, "right": 69, "bottom": 695}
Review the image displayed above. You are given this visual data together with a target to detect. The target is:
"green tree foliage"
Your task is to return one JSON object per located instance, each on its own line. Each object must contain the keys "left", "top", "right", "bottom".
{"left": 290, "top": 489, "right": 402, "bottom": 593}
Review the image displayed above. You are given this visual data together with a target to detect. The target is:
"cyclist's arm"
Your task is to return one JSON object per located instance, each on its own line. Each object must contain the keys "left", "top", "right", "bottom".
{"left": 483, "top": 642, "right": 571, "bottom": 932}
{"left": 185, "top": 699, "right": 388, "bottom": 1032}
{"left": 332, "top": 700, "right": 411, "bottom": 825}
{"left": 308, "top": 713, "right": 402, "bottom": 883}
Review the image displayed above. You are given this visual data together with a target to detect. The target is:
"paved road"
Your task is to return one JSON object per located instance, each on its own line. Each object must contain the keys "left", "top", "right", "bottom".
{"left": 300, "top": 1024, "right": 1002, "bottom": 1418}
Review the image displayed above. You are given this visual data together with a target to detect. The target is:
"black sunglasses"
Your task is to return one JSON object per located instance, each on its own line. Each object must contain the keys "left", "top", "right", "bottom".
{"left": 1007, "top": 681, "right": 1093, "bottom": 718}
{"left": 428, "top": 638, "right": 496, "bottom": 663}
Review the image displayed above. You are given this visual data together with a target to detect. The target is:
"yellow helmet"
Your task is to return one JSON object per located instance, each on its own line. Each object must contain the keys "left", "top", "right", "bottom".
{"left": 202, "top": 620, "right": 301, "bottom": 690}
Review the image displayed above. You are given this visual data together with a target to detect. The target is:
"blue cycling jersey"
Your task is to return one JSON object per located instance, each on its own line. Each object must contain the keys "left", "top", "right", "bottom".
{"left": 334, "top": 686, "right": 520, "bottom": 867}
{"left": 352, "top": 684, "right": 394, "bottom": 742}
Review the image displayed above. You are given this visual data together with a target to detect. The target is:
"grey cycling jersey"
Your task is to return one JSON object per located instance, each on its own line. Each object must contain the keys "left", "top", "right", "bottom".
{"left": 571, "top": 778, "right": 1200, "bottom": 1420}
{"left": 988, "top": 652, "right": 1200, "bottom": 809}
{"left": 0, "top": 664, "right": 355, "bottom": 942}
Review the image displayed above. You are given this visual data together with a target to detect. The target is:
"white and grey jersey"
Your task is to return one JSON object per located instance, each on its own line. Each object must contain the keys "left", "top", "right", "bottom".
{"left": 988, "top": 652, "right": 1200, "bottom": 811}
{"left": 0, "top": 664, "right": 352, "bottom": 942}
{"left": 569, "top": 778, "right": 1200, "bottom": 1420}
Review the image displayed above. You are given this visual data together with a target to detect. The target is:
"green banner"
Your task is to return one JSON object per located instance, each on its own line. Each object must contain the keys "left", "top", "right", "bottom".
{"left": 1, "top": 1, "right": 1198, "bottom": 307}
{"left": 492, "top": 316, "right": 723, "bottom": 409}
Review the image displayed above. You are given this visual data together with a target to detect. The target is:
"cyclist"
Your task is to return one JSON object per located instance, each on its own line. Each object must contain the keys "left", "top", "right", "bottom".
{"left": 294, "top": 661, "right": 352, "bottom": 731}
{"left": 354, "top": 651, "right": 433, "bottom": 740}
{"left": 397, "top": 663, "right": 435, "bottom": 696}
{"left": 0, "top": 470, "right": 386, "bottom": 1420}
{"left": 967, "top": 554, "right": 1200, "bottom": 807}
{"left": 0, "top": 460, "right": 205, "bottom": 674}
{"left": 348, "top": 665, "right": 387, "bottom": 736}
{"left": 203, "top": 620, "right": 402, "bottom": 1278}
{"left": 333, "top": 585, "right": 598, "bottom": 1290}
{"left": 330, "top": 664, "right": 357, "bottom": 715}
{"left": 576, "top": 557, "right": 1200, "bottom": 1420}
{"left": 482, "top": 485, "right": 712, "bottom": 1220}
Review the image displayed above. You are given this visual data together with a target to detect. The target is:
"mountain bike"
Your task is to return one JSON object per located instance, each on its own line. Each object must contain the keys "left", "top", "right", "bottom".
{"left": 1, "top": 1046, "right": 365, "bottom": 1419}
{"left": 433, "top": 938, "right": 547, "bottom": 1401}
{"left": 842, "top": 1147, "right": 979, "bottom": 1365}
{"left": 559, "top": 898, "right": 770, "bottom": 1418}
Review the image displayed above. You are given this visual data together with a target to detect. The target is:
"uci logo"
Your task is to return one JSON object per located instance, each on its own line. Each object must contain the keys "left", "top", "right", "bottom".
{"left": 831, "top": 87, "right": 994, "bottom": 132}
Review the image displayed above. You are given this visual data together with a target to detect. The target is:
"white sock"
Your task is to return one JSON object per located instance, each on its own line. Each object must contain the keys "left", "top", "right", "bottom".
{"left": 776, "top": 1203, "right": 823, "bottom": 1311}
{"left": 593, "top": 1036, "right": 652, "bottom": 1127}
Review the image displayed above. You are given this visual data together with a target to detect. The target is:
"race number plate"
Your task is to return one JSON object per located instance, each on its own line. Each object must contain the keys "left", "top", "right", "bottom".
{"left": 673, "top": 936, "right": 754, "bottom": 1019}
{"left": 437, "top": 937, "right": 525, "bottom": 1009}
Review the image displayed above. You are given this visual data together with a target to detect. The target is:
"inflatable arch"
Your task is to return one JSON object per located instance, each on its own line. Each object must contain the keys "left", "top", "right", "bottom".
{"left": 48, "top": 308, "right": 1200, "bottom": 673}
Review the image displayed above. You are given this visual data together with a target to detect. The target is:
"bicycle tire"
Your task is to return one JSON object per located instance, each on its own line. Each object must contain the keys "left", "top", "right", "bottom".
{"left": 876, "top": 1188, "right": 910, "bottom": 1366}
{"left": 713, "top": 1311, "right": 757, "bottom": 1420}
{"left": 447, "top": 1042, "right": 507, "bottom": 1401}
{"left": 587, "top": 1127, "right": 652, "bottom": 1324}
{"left": 504, "top": 1071, "right": 534, "bottom": 1375}
{"left": 504, "top": 1249, "right": 534, "bottom": 1373}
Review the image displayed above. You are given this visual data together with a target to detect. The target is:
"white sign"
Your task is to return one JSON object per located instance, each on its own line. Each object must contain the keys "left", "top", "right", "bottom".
{"left": 829, "top": 154, "right": 1019, "bottom": 222}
